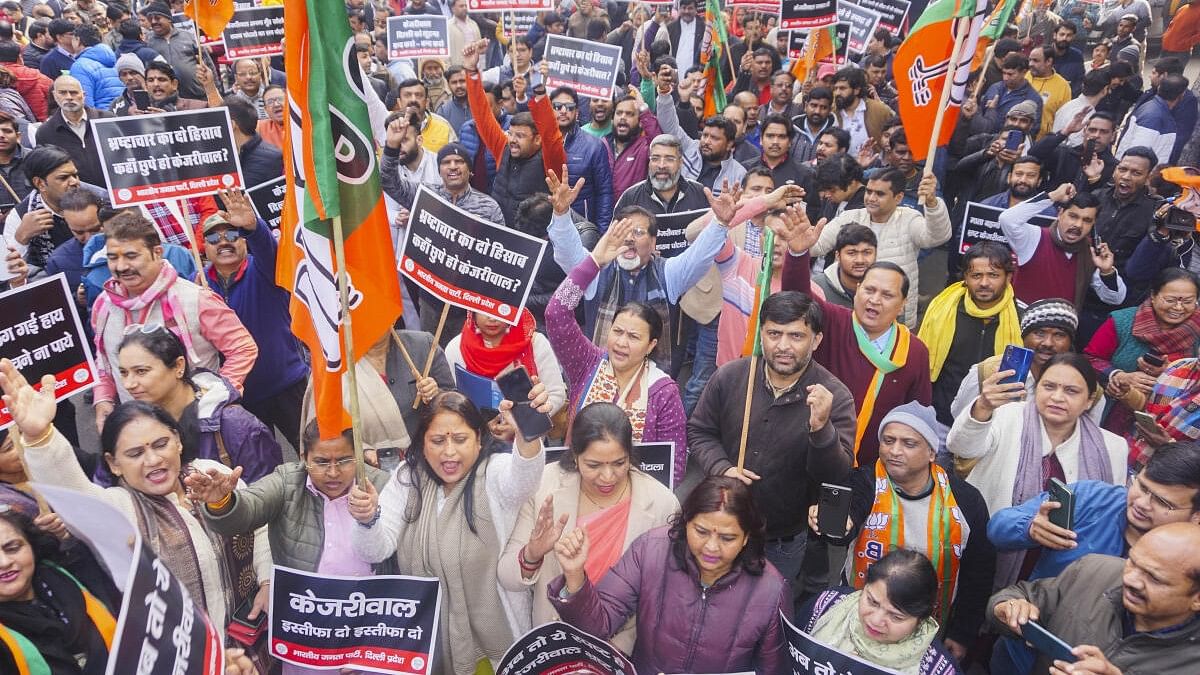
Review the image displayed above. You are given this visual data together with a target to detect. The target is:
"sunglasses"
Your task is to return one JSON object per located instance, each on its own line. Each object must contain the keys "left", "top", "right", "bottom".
{"left": 205, "top": 229, "right": 243, "bottom": 245}
{"left": 552, "top": 102, "right": 577, "bottom": 112}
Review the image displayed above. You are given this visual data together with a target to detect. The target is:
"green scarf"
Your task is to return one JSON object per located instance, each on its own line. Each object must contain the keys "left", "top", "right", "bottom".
{"left": 810, "top": 590, "right": 939, "bottom": 675}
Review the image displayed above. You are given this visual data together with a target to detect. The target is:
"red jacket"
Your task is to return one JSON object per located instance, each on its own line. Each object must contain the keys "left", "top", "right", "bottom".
{"left": 5, "top": 61, "right": 50, "bottom": 121}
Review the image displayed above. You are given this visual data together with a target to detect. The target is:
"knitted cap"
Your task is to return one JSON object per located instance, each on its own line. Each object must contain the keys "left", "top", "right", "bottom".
{"left": 437, "top": 142, "right": 471, "bottom": 165}
{"left": 877, "top": 401, "right": 946, "bottom": 454}
{"left": 1008, "top": 100, "right": 1038, "bottom": 119}
{"left": 141, "top": 2, "right": 172, "bottom": 19}
{"left": 1020, "top": 298, "right": 1078, "bottom": 337}
{"left": 115, "top": 52, "right": 144, "bottom": 76}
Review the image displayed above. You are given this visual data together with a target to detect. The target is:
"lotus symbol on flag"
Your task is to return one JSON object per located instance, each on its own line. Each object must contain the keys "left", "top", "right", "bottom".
{"left": 907, "top": 55, "right": 951, "bottom": 107}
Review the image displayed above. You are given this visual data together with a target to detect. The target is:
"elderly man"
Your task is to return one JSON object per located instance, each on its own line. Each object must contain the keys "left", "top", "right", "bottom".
{"left": 33, "top": 75, "right": 110, "bottom": 187}
{"left": 808, "top": 401, "right": 995, "bottom": 662}
{"left": 990, "top": 522, "right": 1200, "bottom": 675}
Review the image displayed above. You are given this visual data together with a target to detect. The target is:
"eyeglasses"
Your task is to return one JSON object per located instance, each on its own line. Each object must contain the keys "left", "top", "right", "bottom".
{"left": 205, "top": 229, "right": 243, "bottom": 245}
{"left": 264, "top": 98, "right": 285, "bottom": 107}
{"left": 552, "top": 102, "right": 577, "bottom": 112}
{"left": 1156, "top": 296, "right": 1198, "bottom": 308}
{"left": 306, "top": 457, "right": 357, "bottom": 472}
{"left": 630, "top": 228, "right": 649, "bottom": 237}
{"left": 122, "top": 322, "right": 168, "bottom": 336}
{"left": 1128, "top": 474, "right": 1184, "bottom": 512}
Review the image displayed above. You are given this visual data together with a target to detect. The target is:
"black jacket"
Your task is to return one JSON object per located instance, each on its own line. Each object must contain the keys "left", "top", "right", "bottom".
{"left": 238, "top": 133, "right": 284, "bottom": 189}
{"left": 1029, "top": 131, "right": 1117, "bottom": 190}
{"left": 34, "top": 107, "right": 112, "bottom": 188}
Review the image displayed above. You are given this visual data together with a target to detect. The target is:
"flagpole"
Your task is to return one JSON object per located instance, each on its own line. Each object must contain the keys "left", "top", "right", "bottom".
{"left": 923, "top": 15, "right": 972, "bottom": 176}
{"left": 330, "top": 214, "right": 368, "bottom": 485}
{"left": 168, "top": 198, "right": 208, "bottom": 285}
{"left": 735, "top": 353, "right": 757, "bottom": 472}
{"left": 413, "top": 303, "right": 450, "bottom": 410}
{"left": 971, "top": 40, "right": 996, "bottom": 100}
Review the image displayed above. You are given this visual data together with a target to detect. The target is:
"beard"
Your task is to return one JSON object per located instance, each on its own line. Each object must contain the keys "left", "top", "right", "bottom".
{"left": 616, "top": 254, "right": 642, "bottom": 271}
{"left": 834, "top": 94, "right": 855, "bottom": 110}
{"left": 766, "top": 349, "right": 810, "bottom": 377}
{"left": 614, "top": 124, "right": 638, "bottom": 143}
{"left": 650, "top": 171, "right": 679, "bottom": 191}
{"left": 1010, "top": 182, "right": 1037, "bottom": 199}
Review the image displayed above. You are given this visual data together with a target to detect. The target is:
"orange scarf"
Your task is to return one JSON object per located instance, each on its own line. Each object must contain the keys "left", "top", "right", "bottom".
{"left": 852, "top": 318, "right": 911, "bottom": 466}
{"left": 852, "top": 461, "right": 964, "bottom": 625}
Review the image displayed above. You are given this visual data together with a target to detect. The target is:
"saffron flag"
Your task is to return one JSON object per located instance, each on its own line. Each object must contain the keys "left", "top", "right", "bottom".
{"left": 893, "top": 0, "right": 989, "bottom": 162}
{"left": 700, "top": 0, "right": 729, "bottom": 117}
{"left": 789, "top": 26, "right": 837, "bottom": 82}
{"left": 970, "top": 0, "right": 1021, "bottom": 70}
{"left": 277, "top": 0, "right": 403, "bottom": 438}
{"left": 741, "top": 227, "right": 776, "bottom": 357}
{"left": 185, "top": 0, "right": 235, "bottom": 40}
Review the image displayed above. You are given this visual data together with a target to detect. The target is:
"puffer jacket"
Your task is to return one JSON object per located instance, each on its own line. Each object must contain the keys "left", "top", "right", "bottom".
{"left": 3, "top": 61, "right": 50, "bottom": 120}
{"left": 562, "top": 126, "right": 614, "bottom": 231}
{"left": 68, "top": 44, "right": 125, "bottom": 109}
{"left": 548, "top": 526, "right": 789, "bottom": 674}
{"left": 203, "top": 461, "right": 395, "bottom": 573}
{"left": 116, "top": 37, "right": 161, "bottom": 66}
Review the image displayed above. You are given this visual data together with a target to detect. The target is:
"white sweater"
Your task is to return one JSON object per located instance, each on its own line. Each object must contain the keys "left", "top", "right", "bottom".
{"left": 352, "top": 448, "right": 545, "bottom": 638}
{"left": 946, "top": 400, "right": 1127, "bottom": 516}
{"left": 811, "top": 199, "right": 953, "bottom": 327}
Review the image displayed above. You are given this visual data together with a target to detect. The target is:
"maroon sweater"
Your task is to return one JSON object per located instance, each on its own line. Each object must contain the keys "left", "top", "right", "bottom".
{"left": 783, "top": 251, "right": 933, "bottom": 466}
{"left": 1012, "top": 233, "right": 1078, "bottom": 305}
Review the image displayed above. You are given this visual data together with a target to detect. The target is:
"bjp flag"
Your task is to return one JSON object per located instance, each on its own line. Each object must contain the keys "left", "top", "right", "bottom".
{"left": 185, "top": 0, "right": 235, "bottom": 40}
{"left": 894, "top": 0, "right": 989, "bottom": 162}
{"left": 276, "top": 0, "right": 403, "bottom": 438}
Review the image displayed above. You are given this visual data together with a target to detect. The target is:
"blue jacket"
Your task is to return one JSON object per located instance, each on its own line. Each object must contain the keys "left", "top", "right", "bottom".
{"left": 68, "top": 44, "right": 125, "bottom": 109}
{"left": 116, "top": 38, "right": 161, "bottom": 66}
{"left": 563, "top": 127, "right": 614, "bottom": 231}
{"left": 203, "top": 221, "right": 309, "bottom": 403}
{"left": 981, "top": 81, "right": 1044, "bottom": 134}
{"left": 80, "top": 233, "right": 198, "bottom": 309}
{"left": 987, "top": 480, "right": 1128, "bottom": 582}
{"left": 43, "top": 237, "right": 85, "bottom": 290}
{"left": 37, "top": 46, "right": 74, "bottom": 79}
{"left": 460, "top": 113, "right": 509, "bottom": 191}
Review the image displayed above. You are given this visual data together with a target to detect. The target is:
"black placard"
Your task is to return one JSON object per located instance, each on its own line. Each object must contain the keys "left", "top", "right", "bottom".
{"left": 247, "top": 176, "right": 286, "bottom": 231}
{"left": 652, "top": 209, "right": 709, "bottom": 259}
{"left": 0, "top": 274, "right": 96, "bottom": 428}
{"left": 91, "top": 108, "right": 244, "bottom": 207}
{"left": 543, "top": 442, "right": 676, "bottom": 490}
{"left": 782, "top": 611, "right": 900, "bottom": 675}
{"left": 542, "top": 34, "right": 623, "bottom": 100}
{"left": 398, "top": 186, "right": 546, "bottom": 326}
{"left": 852, "top": 0, "right": 909, "bottom": 30}
{"left": 958, "top": 201, "right": 1056, "bottom": 254}
{"left": 781, "top": 0, "right": 838, "bottom": 30}
{"left": 497, "top": 622, "right": 636, "bottom": 675}
{"left": 837, "top": 1, "right": 883, "bottom": 57}
{"left": 387, "top": 15, "right": 450, "bottom": 59}
{"left": 222, "top": 5, "right": 285, "bottom": 59}
{"left": 270, "top": 566, "right": 441, "bottom": 674}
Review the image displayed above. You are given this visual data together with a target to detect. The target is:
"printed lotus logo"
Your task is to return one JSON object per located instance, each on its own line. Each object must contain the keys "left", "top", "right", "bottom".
{"left": 906, "top": 55, "right": 949, "bottom": 107}
{"left": 274, "top": 643, "right": 289, "bottom": 655}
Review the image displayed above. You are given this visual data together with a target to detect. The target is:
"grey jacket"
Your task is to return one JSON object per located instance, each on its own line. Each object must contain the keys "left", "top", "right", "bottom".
{"left": 655, "top": 92, "right": 747, "bottom": 191}
{"left": 989, "top": 554, "right": 1200, "bottom": 675}
{"left": 145, "top": 28, "right": 214, "bottom": 100}
{"left": 204, "top": 462, "right": 394, "bottom": 573}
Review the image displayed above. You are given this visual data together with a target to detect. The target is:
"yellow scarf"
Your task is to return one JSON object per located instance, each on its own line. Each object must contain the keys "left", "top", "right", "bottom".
{"left": 918, "top": 283, "right": 1022, "bottom": 381}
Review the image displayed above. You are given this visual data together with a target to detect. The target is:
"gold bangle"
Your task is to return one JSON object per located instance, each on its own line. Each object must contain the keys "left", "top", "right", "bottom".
{"left": 207, "top": 494, "right": 232, "bottom": 511}
{"left": 20, "top": 426, "right": 54, "bottom": 448}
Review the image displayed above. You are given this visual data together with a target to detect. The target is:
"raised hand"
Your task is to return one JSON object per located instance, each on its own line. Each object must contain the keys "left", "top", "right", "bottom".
{"left": 524, "top": 495, "right": 569, "bottom": 565}
{"left": 545, "top": 164, "right": 585, "bottom": 216}
{"left": 763, "top": 183, "right": 805, "bottom": 210}
{"left": 704, "top": 182, "right": 743, "bottom": 226}
{"left": 1049, "top": 182, "right": 1077, "bottom": 204}
{"left": 15, "top": 209, "right": 53, "bottom": 245}
{"left": 0, "top": 359, "right": 57, "bottom": 443}
{"left": 807, "top": 383, "right": 833, "bottom": 432}
{"left": 217, "top": 189, "right": 258, "bottom": 231}
{"left": 463, "top": 39, "right": 489, "bottom": 72}
{"left": 185, "top": 466, "right": 244, "bottom": 506}
{"left": 554, "top": 527, "right": 590, "bottom": 593}
{"left": 590, "top": 217, "right": 635, "bottom": 267}
{"left": 385, "top": 113, "right": 409, "bottom": 150}
{"left": 1090, "top": 242, "right": 1115, "bottom": 276}
{"left": 348, "top": 479, "right": 379, "bottom": 525}
{"left": 770, "top": 205, "right": 824, "bottom": 255}
{"left": 917, "top": 173, "right": 939, "bottom": 208}
{"left": 1063, "top": 106, "right": 1092, "bottom": 136}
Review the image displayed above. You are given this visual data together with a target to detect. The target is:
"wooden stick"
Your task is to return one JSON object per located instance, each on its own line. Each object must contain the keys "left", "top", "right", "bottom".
{"left": 389, "top": 327, "right": 422, "bottom": 380}
{"left": 10, "top": 433, "right": 49, "bottom": 515}
{"left": 166, "top": 199, "right": 208, "bottom": 284}
{"left": 413, "top": 303, "right": 450, "bottom": 409}
{"left": 971, "top": 40, "right": 996, "bottom": 100}
{"left": 735, "top": 352, "right": 757, "bottom": 472}
{"left": 329, "top": 214, "right": 368, "bottom": 485}
{"left": 0, "top": 171, "right": 20, "bottom": 205}
{"left": 924, "top": 15, "right": 972, "bottom": 176}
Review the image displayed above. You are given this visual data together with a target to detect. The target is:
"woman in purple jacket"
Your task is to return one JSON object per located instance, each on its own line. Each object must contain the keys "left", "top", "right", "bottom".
{"left": 548, "top": 476, "right": 790, "bottom": 674}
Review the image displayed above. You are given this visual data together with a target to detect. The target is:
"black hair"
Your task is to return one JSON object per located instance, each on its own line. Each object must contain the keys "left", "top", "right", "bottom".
{"left": 1055, "top": 20, "right": 1077, "bottom": 35}
{"left": 994, "top": 37, "right": 1021, "bottom": 58}
{"left": 402, "top": 392, "right": 495, "bottom": 534}
{"left": 0, "top": 508, "right": 63, "bottom": 568}
{"left": 1150, "top": 267, "right": 1200, "bottom": 297}
{"left": 1012, "top": 154, "right": 1043, "bottom": 169}
{"left": 816, "top": 154, "right": 865, "bottom": 192}
{"left": 702, "top": 115, "right": 736, "bottom": 143}
{"left": 0, "top": 40, "right": 19, "bottom": 64}
{"left": 832, "top": 66, "right": 866, "bottom": 92}
{"left": 117, "top": 17, "right": 142, "bottom": 40}
{"left": 1062, "top": 190, "right": 1100, "bottom": 213}
{"left": 760, "top": 112, "right": 793, "bottom": 139}
{"left": 1031, "top": 45, "right": 1054, "bottom": 63}
{"left": 1002, "top": 53, "right": 1030, "bottom": 71}
{"left": 58, "top": 187, "right": 106, "bottom": 213}
{"left": 1089, "top": 110, "right": 1116, "bottom": 127}
{"left": 869, "top": 167, "right": 907, "bottom": 196}
{"left": 561, "top": 402, "right": 635, "bottom": 471}
{"left": 614, "top": 204, "right": 657, "bottom": 236}
{"left": 818, "top": 127, "right": 850, "bottom": 152}
{"left": 48, "top": 18, "right": 74, "bottom": 38}
{"left": 100, "top": 400, "right": 185, "bottom": 460}
{"left": 75, "top": 24, "right": 101, "bottom": 47}
{"left": 1081, "top": 68, "right": 1112, "bottom": 97}
{"left": 445, "top": 65, "right": 465, "bottom": 80}
{"left": 871, "top": 27, "right": 891, "bottom": 45}
{"left": 509, "top": 111, "right": 537, "bottom": 133}
{"left": 1036, "top": 352, "right": 1099, "bottom": 394}
{"left": 865, "top": 260, "right": 910, "bottom": 297}
{"left": 1153, "top": 56, "right": 1185, "bottom": 76}
{"left": 117, "top": 324, "right": 193, "bottom": 386}
{"left": 863, "top": 54, "right": 889, "bottom": 70}
{"left": 0, "top": 109, "right": 16, "bottom": 132}
{"left": 807, "top": 85, "right": 832, "bottom": 102}
{"left": 613, "top": 301, "right": 663, "bottom": 343}
{"left": 1143, "top": 442, "right": 1200, "bottom": 512}
{"left": 865, "top": 549, "right": 940, "bottom": 620}
{"left": 668, "top": 476, "right": 766, "bottom": 575}
{"left": 222, "top": 96, "right": 258, "bottom": 136}
{"left": 962, "top": 240, "right": 1015, "bottom": 275}
{"left": 22, "top": 144, "right": 73, "bottom": 182}
{"left": 760, "top": 290, "right": 823, "bottom": 333}
{"left": 514, "top": 193, "right": 553, "bottom": 237}
{"left": 742, "top": 165, "right": 775, "bottom": 187}
{"left": 27, "top": 20, "right": 48, "bottom": 41}
{"left": 835, "top": 223, "right": 877, "bottom": 251}
{"left": 107, "top": 3, "right": 130, "bottom": 22}
{"left": 1122, "top": 145, "right": 1159, "bottom": 170}
{"left": 550, "top": 86, "right": 579, "bottom": 105}
{"left": 145, "top": 61, "right": 177, "bottom": 81}
{"left": 1158, "top": 74, "right": 1188, "bottom": 102}
{"left": 1109, "top": 61, "right": 1134, "bottom": 78}
{"left": 299, "top": 419, "right": 354, "bottom": 457}
{"left": 105, "top": 210, "right": 161, "bottom": 249}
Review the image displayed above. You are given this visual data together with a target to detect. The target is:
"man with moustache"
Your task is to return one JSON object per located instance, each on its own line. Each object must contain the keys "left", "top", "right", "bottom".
{"left": 386, "top": 110, "right": 442, "bottom": 188}
{"left": 743, "top": 115, "right": 821, "bottom": 220}
{"left": 990, "top": 522, "right": 1200, "bottom": 675}
{"left": 689, "top": 290, "right": 857, "bottom": 591}
{"left": 1048, "top": 22, "right": 1085, "bottom": 94}
{"left": 830, "top": 67, "right": 892, "bottom": 155}
{"left": 921, "top": 241, "right": 1023, "bottom": 425}
{"left": 987, "top": 442, "right": 1200, "bottom": 674}
{"left": 551, "top": 86, "right": 613, "bottom": 231}
{"left": 789, "top": 86, "right": 835, "bottom": 163}
{"left": 654, "top": 74, "right": 747, "bottom": 192}
{"left": 1032, "top": 109, "right": 1118, "bottom": 188}
{"left": 581, "top": 95, "right": 613, "bottom": 139}
{"left": 607, "top": 91, "right": 662, "bottom": 200}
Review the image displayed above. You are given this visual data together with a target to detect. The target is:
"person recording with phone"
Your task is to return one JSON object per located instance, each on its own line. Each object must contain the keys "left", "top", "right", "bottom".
{"left": 805, "top": 402, "right": 994, "bottom": 664}
{"left": 987, "top": 442, "right": 1200, "bottom": 675}
{"left": 989, "top": 522, "right": 1200, "bottom": 675}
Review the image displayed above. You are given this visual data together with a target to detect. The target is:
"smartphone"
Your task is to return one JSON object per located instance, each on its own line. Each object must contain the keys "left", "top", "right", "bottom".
{"left": 1090, "top": 227, "right": 1103, "bottom": 252}
{"left": 817, "top": 483, "right": 852, "bottom": 538}
{"left": 999, "top": 345, "right": 1035, "bottom": 386}
{"left": 227, "top": 596, "right": 266, "bottom": 646}
{"left": 1047, "top": 478, "right": 1075, "bottom": 531}
{"left": 1005, "top": 130, "right": 1024, "bottom": 152}
{"left": 132, "top": 88, "right": 150, "bottom": 110}
{"left": 376, "top": 447, "right": 400, "bottom": 472}
{"left": 1021, "top": 621, "right": 1077, "bottom": 664}
{"left": 1081, "top": 138, "right": 1097, "bottom": 167}
{"left": 1142, "top": 353, "right": 1165, "bottom": 368}
{"left": 494, "top": 366, "right": 553, "bottom": 442}
{"left": 1133, "top": 410, "right": 1161, "bottom": 438}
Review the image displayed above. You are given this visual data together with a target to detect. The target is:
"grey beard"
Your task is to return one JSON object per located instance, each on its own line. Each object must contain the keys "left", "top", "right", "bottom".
{"left": 616, "top": 255, "right": 642, "bottom": 271}
{"left": 650, "top": 174, "right": 678, "bottom": 191}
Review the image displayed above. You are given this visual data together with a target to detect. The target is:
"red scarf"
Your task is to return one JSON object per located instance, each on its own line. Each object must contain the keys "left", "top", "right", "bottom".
{"left": 459, "top": 309, "right": 538, "bottom": 378}
{"left": 1132, "top": 299, "right": 1200, "bottom": 360}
